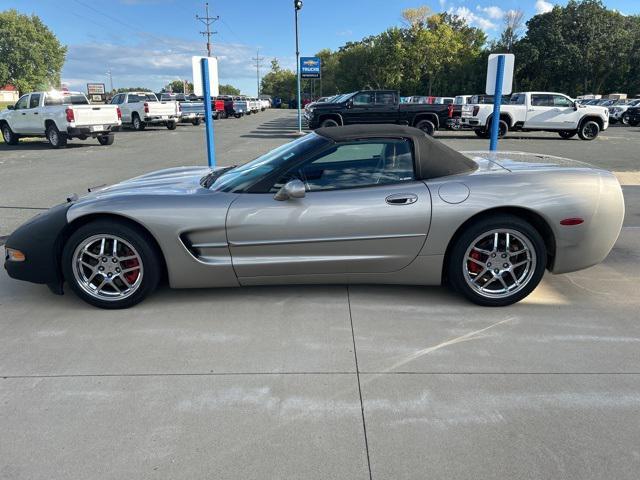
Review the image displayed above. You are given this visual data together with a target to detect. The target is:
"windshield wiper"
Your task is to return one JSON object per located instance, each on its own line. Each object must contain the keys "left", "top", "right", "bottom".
{"left": 200, "top": 165, "right": 237, "bottom": 188}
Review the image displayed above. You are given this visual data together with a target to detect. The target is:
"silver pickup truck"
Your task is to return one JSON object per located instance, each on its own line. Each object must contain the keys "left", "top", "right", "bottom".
{"left": 160, "top": 93, "right": 205, "bottom": 125}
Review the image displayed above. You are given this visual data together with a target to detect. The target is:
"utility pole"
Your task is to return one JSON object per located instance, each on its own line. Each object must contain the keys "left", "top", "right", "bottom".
{"left": 252, "top": 48, "right": 265, "bottom": 97}
{"left": 294, "top": 0, "right": 303, "bottom": 134}
{"left": 106, "top": 68, "right": 113, "bottom": 92}
{"left": 196, "top": 2, "right": 219, "bottom": 57}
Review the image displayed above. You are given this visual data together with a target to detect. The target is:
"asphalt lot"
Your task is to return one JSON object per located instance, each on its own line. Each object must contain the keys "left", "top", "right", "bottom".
{"left": 1, "top": 110, "right": 640, "bottom": 479}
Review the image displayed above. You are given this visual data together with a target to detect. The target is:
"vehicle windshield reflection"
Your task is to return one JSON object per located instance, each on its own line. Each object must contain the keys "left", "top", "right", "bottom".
{"left": 209, "top": 133, "right": 328, "bottom": 192}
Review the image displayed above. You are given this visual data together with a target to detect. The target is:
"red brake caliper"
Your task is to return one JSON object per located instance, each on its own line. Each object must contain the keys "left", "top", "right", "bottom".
{"left": 121, "top": 253, "right": 139, "bottom": 284}
{"left": 468, "top": 250, "right": 483, "bottom": 274}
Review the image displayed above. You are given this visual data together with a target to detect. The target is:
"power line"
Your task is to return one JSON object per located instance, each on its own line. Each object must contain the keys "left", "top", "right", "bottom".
{"left": 252, "top": 48, "right": 265, "bottom": 96}
{"left": 196, "top": 2, "right": 219, "bottom": 57}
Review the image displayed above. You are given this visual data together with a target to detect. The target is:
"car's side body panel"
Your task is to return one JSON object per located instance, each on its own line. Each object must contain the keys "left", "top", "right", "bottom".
{"left": 226, "top": 182, "right": 432, "bottom": 278}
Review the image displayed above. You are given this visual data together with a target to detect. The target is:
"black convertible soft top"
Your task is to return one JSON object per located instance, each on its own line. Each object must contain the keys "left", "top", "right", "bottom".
{"left": 315, "top": 124, "right": 478, "bottom": 179}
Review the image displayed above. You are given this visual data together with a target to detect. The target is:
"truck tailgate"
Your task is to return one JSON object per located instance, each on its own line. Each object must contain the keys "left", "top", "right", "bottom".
{"left": 148, "top": 102, "right": 178, "bottom": 116}
{"left": 72, "top": 105, "right": 119, "bottom": 126}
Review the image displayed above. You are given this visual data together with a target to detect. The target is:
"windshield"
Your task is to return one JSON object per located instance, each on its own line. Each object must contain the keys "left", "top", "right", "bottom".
{"left": 209, "top": 133, "right": 329, "bottom": 192}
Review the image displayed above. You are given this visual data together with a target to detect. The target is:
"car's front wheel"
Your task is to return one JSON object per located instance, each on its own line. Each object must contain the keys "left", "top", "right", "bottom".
{"left": 415, "top": 119, "right": 435, "bottom": 136}
{"left": 447, "top": 215, "right": 547, "bottom": 306}
{"left": 320, "top": 118, "right": 340, "bottom": 128}
{"left": 1, "top": 123, "right": 19, "bottom": 145}
{"left": 62, "top": 220, "right": 161, "bottom": 309}
{"left": 621, "top": 113, "right": 630, "bottom": 125}
{"left": 578, "top": 120, "right": 600, "bottom": 140}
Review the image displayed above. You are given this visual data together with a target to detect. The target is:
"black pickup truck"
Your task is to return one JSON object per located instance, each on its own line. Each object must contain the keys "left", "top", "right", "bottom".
{"left": 304, "top": 90, "right": 451, "bottom": 135}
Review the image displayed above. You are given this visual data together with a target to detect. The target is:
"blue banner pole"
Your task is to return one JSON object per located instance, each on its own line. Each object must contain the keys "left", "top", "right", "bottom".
{"left": 201, "top": 57, "right": 216, "bottom": 168}
{"left": 489, "top": 54, "right": 505, "bottom": 152}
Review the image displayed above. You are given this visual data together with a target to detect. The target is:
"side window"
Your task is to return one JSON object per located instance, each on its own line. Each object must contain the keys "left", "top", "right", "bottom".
{"left": 128, "top": 95, "right": 140, "bottom": 103}
{"left": 29, "top": 93, "right": 41, "bottom": 108}
{"left": 14, "top": 95, "right": 29, "bottom": 110}
{"left": 510, "top": 94, "right": 525, "bottom": 105}
{"left": 352, "top": 92, "right": 374, "bottom": 106}
{"left": 531, "top": 94, "right": 553, "bottom": 107}
{"left": 375, "top": 92, "right": 395, "bottom": 105}
{"left": 272, "top": 139, "right": 415, "bottom": 192}
{"left": 553, "top": 95, "right": 573, "bottom": 107}
{"left": 110, "top": 95, "right": 121, "bottom": 105}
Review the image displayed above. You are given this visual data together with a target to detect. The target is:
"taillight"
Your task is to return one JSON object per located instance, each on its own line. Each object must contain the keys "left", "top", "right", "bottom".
{"left": 65, "top": 108, "right": 75, "bottom": 122}
{"left": 472, "top": 106, "right": 480, "bottom": 116}
{"left": 144, "top": 102, "right": 149, "bottom": 113}
{"left": 116, "top": 107, "right": 122, "bottom": 120}
{"left": 447, "top": 103, "right": 454, "bottom": 118}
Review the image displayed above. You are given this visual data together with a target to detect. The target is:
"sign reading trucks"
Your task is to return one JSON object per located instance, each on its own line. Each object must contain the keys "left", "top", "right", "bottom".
{"left": 300, "top": 57, "right": 321, "bottom": 79}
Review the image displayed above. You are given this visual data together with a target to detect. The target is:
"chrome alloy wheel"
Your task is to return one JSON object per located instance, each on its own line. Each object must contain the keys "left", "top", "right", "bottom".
{"left": 72, "top": 234, "right": 144, "bottom": 301}
{"left": 462, "top": 229, "right": 536, "bottom": 299}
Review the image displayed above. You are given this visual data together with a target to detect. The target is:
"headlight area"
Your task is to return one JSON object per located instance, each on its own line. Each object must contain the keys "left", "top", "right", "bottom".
{"left": 5, "top": 248, "right": 26, "bottom": 262}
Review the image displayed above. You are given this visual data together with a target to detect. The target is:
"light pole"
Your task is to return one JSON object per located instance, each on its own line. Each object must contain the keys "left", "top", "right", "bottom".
{"left": 294, "top": 0, "right": 303, "bottom": 134}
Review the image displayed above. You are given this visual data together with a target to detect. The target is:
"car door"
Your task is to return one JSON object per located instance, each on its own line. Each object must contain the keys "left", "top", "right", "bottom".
{"left": 524, "top": 93, "right": 576, "bottom": 129}
{"left": 226, "top": 138, "right": 431, "bottom": 278}
{"left": 10, "top": 94, "right": 31, "bottom": 133}
{"left": 24, "top": 93, "right": 43, "bottom": 134}
{"left": 112, "top": 94, "right": 130, "bottom": 122}
{"left": 345, "top": 91, "right": 375, "bottom": 124}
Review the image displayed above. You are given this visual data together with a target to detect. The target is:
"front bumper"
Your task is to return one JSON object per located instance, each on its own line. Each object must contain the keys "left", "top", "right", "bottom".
{"left": 459, "top": 117, "right": 481, "bottom": 128}
{"left": 4, "top": 203, "right": 71, "bottom": 293}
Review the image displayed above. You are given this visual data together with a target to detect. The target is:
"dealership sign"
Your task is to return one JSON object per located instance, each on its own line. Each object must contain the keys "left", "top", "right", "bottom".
{"left": 300, "top": 57, "right": 321, "bottom": 79}
{"left": 87, "top": 83, "right": 106, "bottom": 95}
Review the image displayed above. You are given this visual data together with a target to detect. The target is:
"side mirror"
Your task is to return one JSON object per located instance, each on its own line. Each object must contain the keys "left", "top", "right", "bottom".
{"left": 573, "top": 102, "right": 578, "bottom": 111}
{"left": 274, "top": 179, "right": 306, "bottom": 201}
{"left": 7, "top": 105, "right": 14, "bottom": 110}
{"left": 346, "top": 99, "right": 353, "bottom": 109}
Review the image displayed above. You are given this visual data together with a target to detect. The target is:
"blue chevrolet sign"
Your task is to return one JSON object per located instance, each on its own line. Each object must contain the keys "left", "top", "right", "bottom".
{"left": 300, "top": 57, "right": 321, "bottom": 79}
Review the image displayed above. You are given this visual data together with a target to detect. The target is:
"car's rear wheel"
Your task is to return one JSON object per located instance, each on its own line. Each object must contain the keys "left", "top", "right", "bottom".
{"left": 621, "top": 113, "right": 630, "bottom": 125}
{"left": 558, "top": 130, "right": 577, "bottom": 139}
{"left": 46, "top": 124, "right": 67, "bottom": 148}
{"left": 474, "top": 129, "right": 489, "bottom": 138}
{"left": 320, "top": 118, "right": 340, "bottom": 128}
{"left": 488, "top": 119, "right": 509, "bottom": 138}
{"left": 97, "top": 133, "right": 115, "bottom": 145}
{"left": 447, "top": 215, "right": 547, "bottom": 306}
{"left": 166, "top": 121, "right": 177, "bottom": 130}
{"left": 415, "top": 119, "right": 435, "bottom": 136}
{"left": 132, "top": 114, "right": 145, "bottom": 131}
{"left": 192, "top": 118, "right": 201, "bottom": 126}
{"left": 62, "top": 220, "right": 161, "bottom": 309}
{"left": 578, "top": 120, "right": 600, "bottom": 140}
{"left": 1, "top": 123, "right": 19, "bottom": 145}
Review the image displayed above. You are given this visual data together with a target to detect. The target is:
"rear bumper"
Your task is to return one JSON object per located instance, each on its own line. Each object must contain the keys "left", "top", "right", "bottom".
{"left": 67, "top": 124, "right": 119, "bottom": 137}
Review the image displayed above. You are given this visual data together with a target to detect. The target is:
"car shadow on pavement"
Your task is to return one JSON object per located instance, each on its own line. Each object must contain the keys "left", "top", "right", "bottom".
{"left": 242, "top": 116, "right": 309, "bottom": 139}
{"left": 435, "top": 133, "right": 575, "bottom": 141}
{"left": 0, "top": 142, "right": 90, "bottom": 151}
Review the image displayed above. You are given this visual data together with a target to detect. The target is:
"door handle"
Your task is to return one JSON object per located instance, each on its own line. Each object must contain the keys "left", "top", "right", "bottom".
{"left": 33, "top": 112, "right": 39, "bottom": 115}
{"left": 385, "top": 193, "right": 418, "bottom": 205}
{"left": 21, "top": 112, "right": 26, "bottom": 115}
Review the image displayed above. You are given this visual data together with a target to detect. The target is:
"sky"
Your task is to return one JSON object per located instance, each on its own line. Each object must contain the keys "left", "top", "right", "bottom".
{"left": 2, "top": 0, "right": 639, "bottom": 95}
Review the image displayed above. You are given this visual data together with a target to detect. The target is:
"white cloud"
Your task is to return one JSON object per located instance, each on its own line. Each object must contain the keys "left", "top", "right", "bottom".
{"left": 61, "top": 37, "right": 262, "bottom": 94}
{"left": 535, "top": 0, "right": 553, "bottom": 14}
{"left": 439, "top": 0, "right": 447, "bottom": 10}
{"left": 477, "top": 5, "right": 505, "bottom": 19}
{"left": 449, "top": 6, "right": 497, "bottom": 30}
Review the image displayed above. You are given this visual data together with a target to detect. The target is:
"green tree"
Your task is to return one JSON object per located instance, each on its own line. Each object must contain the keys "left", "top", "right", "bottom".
{"left": 260, "top": 59, "right": 297, "bottom": 100}
{"left": 219, "top": 84, "right": 240, "bottom": 95}
{"left": 0, "top": 9, "right": 67, "bottom": 93}
{"left": 163, "top": 80, "right": 193, "bottom": 93}
{"left": 114, "top": 87, "right": 152, "bottom": 93}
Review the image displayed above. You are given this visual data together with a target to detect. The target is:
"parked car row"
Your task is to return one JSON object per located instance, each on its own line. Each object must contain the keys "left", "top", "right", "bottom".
{"left": 1, "top": 90, "right": 271, "bottom": 148}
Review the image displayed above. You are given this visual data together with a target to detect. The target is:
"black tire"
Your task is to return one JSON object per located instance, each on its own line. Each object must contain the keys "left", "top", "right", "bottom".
{"left": 132, "top": 114, "right": 145, "bottom": 131}
{"left": 61, "top": 220, "right": 162, "bottom": 309}
{"left": 97, "top": 134, "right": 115, "bottom": 145}
{"left": 46, "top": 124, "right": 67, "bottom": 148}
{"left": 629, "top": 119, "right": 640, "bottom": 127}
{"left": 621, "top": 113, "right": 630, "bottom": 126}
{"left": 474, "top": 129, "right": 490, "bottom": 138}
{"left": 415, "top": 119, "right": 435, "bottom": 136}
{"left": 320, "top": 118, "right": 340, "bottom": 128}
{"left": 558, "top": 130, "right": 577, "bottom": 139}
{"left": 487, "top": 119, "right": 508, "bottom": 138}
{"left": 192, "top": 118, "right": 201, "bottom": 126}
{"left": 234, "top": 113, "right": 242, "bottom": 118}
{"left": 1, "top": 123, "right": 19, "bottom": 145}
{"left": 166, "top": 121, "right": 177, "bottom": 130}
{"left": 447, "top": 214, "right": 547, "bottom": 307}
{"left": 578, "top": 120, "right": 600, "bottom": 140}
{"left": 609, "top": 118, "right": 617, "bottom": 125}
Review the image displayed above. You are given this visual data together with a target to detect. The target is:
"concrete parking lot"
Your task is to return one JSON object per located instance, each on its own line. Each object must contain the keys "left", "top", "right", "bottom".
{"left": 1, "top": 110, "right": 640, "bottom": 479}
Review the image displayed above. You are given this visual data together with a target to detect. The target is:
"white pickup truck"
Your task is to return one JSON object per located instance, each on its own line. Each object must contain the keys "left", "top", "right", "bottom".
{"left": 461, "top": 91, "right": 609, "bottom": 140}
{"left": 109, "top": 92, "right": 179, "bottom": 130}
{"left": 0, "top": 90, "right": 121, "bottom": 148}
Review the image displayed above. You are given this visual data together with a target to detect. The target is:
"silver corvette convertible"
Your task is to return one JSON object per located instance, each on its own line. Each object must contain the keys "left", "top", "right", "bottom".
{"left": 4, "top": 124, "right": 624, "bottom": 309}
